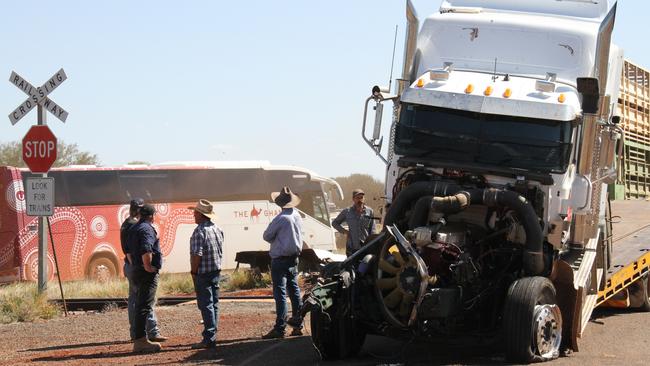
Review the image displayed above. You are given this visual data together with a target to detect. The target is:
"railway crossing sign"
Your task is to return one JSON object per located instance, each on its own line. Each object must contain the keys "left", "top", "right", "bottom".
{"left": 8, "top": 69, "right": 68, "bottom": 125}
{"left": 22, "top": 125, "right": 57, "bottom": 174}
{"left": 25, "top": 177, "right": 55, "bottom": 216}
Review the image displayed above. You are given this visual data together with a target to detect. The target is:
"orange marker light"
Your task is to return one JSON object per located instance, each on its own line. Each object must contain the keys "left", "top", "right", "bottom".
{"left": 503, "top": 88, "right": 512, "bottom": 98}
{"left": 558, "top": 93, "right": 566, "bottom": 103}
{"left": 484, "top": 86, "right": 493, "bottom": 96}
{"left": 465, "top": 84, "right": 474, "bottom": 94}
{"left": 416, "top": 79, "right": 424, "bottom": 88}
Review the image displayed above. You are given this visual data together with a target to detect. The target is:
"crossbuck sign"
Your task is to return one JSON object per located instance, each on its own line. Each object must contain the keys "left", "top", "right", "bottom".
{"left": 8, "top": 69, "right": 69, "bottom": 125}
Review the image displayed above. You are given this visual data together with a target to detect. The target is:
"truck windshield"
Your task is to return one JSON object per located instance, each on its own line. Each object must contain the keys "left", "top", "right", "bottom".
{"left": 395, "top": 104, "right": 573, "bottom": 173}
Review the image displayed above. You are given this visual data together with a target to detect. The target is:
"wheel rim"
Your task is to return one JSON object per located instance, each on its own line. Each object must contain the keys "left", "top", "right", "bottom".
{"left": 532, "top": 304, "right": 562, "bottom": 359}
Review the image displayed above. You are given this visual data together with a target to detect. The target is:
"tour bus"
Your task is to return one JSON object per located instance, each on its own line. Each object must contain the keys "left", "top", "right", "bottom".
{"left": 0, "top": 161, "right": 343, "bottom": 283}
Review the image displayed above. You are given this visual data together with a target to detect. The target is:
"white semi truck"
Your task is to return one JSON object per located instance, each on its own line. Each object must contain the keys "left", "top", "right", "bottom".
{"left": 304, "top": 1, "right": 650, "bottom": 363}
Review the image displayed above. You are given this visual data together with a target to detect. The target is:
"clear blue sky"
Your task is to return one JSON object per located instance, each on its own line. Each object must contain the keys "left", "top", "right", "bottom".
{"left": 0, "top": 1, "right": 644, "bottom": 180}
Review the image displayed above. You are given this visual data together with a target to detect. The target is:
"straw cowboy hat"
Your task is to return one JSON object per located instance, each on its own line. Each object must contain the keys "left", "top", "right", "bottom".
{"left": 188, "top": 199, "right": 218, "bottom": 220}
{"left": 271, "top": 186, "right": 301, "bottom": 208}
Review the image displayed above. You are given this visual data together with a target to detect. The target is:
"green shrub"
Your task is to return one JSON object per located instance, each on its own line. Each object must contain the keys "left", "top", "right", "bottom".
{"left": 0, "top": 285, "right": 59, "bottom": 324}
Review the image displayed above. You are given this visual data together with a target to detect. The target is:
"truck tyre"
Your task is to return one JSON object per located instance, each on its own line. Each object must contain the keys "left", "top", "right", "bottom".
{"left": 641, "top": 275, "right": 650, "bottom": 312}
{"left": 310, "top": 301, "right": 366, "bottom": 360}
{"left": 503, "top": 277, "right": 562, "bottom": 363}
{"left": 86, "top": 255, "right": 118, "bottom": 282}
{"left": 629, "top": 275, "right": 650, "bottom": 311}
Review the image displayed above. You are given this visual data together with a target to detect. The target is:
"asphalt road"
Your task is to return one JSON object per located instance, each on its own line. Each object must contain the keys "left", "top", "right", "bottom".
{"left": 236, "top": 307, "right": 650, "bottom": 366}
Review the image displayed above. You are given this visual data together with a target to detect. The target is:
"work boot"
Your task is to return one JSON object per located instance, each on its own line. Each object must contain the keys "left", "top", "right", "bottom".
{"left": 262, "top": 328, "right": 285, "bottom": 339}
{"left": 286, "top": 317, "right": 303, "bottom": 328}
{"left": 148, "top": 334, "right": 169, "bottom": 342}
{"left": 290, "top": 328, "right": 304, "bottom": 336}
{"left": 133, "top": 337, "right": 162, "bottom": 353}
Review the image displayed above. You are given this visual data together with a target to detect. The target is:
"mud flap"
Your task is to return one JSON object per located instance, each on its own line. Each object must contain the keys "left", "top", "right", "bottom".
{"left": 550, "top": 259, "right": 581, "bottom": 352}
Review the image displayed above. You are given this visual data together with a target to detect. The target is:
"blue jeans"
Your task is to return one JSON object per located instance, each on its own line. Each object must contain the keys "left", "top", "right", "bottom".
{"left": 271, "top": 257, "right": 303, "bottom": 332}
{"left": 193, "top": 271, "right": 221, "bottom": 344}
{"left": 125, "top": 262, "right": 160, "bottom": 339}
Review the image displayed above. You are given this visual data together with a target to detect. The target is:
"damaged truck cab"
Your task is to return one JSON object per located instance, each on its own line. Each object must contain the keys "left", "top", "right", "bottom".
{"left": 306, "top": 1, "right": 625, "bottom": 363}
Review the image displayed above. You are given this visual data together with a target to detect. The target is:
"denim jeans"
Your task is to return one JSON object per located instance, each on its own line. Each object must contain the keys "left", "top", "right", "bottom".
{"left": 125, "top": 262, "right": 160, "bottom": 339}
{"left": 271, "top": 257, "right": 302, "bottom": 332}
{"left": 131, "top": 267, "right": 159, "bottom": 340}
{"left": 193, "top": 271, "right": 221, "bottom": 344}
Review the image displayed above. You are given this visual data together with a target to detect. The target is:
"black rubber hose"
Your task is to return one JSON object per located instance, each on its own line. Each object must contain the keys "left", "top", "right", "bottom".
{"left": 408, "top": 195, "right": 433, "bottom": 229}
{"left": 385, "top": 183, "right": 544, "bottom": 275}
{"left": 474, "top": 188, "right": 545, "bottom": 276}
{"left": 385, "top": 181, "right": 461, "bottom": 226}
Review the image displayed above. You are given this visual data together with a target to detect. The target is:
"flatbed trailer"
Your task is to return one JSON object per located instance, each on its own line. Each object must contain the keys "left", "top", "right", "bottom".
{"left": 598, "top": 200, "right": 650, "bottom": 307}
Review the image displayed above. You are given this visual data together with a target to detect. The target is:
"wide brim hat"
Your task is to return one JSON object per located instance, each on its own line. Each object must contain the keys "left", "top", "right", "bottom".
{"left": 271, "top": 186, "right": 301, "bottom": 208}
{"left": 188, "top": 199, "right": 218, "bottom": 220}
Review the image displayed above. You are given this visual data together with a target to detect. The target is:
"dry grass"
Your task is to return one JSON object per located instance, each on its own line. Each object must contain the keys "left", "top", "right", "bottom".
{"left": 158, "top": 273, "right": 195, "bottom": 295}
{"left": 223, "top": 269, "right": 272, "bottom": 291}
{"left": 0, "top": 270, "right": 272, "bottom": 324}
{"left": 0, "top": 284, "right": 59, "bottom": 324}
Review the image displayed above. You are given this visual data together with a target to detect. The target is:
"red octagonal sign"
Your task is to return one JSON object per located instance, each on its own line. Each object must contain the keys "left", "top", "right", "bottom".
{"left": 22, "top": 125, "right": 57, "bottom": 173}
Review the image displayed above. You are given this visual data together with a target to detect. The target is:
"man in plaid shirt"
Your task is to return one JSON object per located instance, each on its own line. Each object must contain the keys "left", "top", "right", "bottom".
{"left": 188, "top": 199, "right": 224, "bottom": 350}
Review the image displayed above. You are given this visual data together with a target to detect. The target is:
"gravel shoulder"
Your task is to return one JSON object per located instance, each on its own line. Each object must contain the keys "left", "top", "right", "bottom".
{"left": 0, "top": 302, "right": 648, "bottom": 365}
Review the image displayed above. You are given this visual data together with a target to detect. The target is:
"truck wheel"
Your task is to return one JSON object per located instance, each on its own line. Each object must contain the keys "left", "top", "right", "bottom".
{"left": 310, "top": 302, "right": 366, "bottom": 359}
{"left": 629, "top": 275, "right": 650, "bottom": 311}
{"left": 503, "top": 277, "right": 562, "bottom": 363}
{"left": 642, "top": 276, "right": 650, "bottom": 311}
{"left": 87, "top": 255, "right": 118, "bottom": 282}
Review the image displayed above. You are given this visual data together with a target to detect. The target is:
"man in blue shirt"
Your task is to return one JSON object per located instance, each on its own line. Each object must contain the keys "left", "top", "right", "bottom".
{"left": 332, "top": 188, "right": 376, "bottom": 256}
{"left": 121, "top": 198, "right": 166, "bottom": 343}
{"left": 126, "top": 204, "right": 163, "bottom": 353}
{"left": 262, "top": 186, "right": 304, "bottom": 339}
{"left": 188, "top": 199, "right": 224, "bottom": 350}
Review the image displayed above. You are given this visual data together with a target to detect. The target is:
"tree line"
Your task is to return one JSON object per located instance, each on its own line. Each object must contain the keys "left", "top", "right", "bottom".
{"left": 0, "top": 140, "right": 99, "bottom": 167}
{"left": 330, "top": 173, "right": 385, "bottom": 215}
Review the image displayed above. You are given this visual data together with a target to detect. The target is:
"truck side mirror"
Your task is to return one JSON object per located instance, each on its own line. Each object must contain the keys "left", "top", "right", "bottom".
{"left": 373, "top": 102, "right": 384, "bottom": 141}
{"left": 362, "top": 85, "right": 398, "bottom": 165}
{"left": 577, "top": 77, "right": 600, "bottom": 114}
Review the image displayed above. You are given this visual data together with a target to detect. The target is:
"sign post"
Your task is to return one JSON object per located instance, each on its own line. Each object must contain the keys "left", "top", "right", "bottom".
{"left": 9, "top": 69, "right": 68, "bottom": 293}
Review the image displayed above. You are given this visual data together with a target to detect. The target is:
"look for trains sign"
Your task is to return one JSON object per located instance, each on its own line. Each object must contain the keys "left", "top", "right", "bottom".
{"left": 22, "top": 125, "right": 57, "bottom": 174}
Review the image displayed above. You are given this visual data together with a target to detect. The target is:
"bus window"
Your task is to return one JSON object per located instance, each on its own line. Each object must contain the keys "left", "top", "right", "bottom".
{"left": 119, "top": 171, "right": 172, "bottom": 203}
{"left": 29, "top": 170, "right": 122, "bottom": 206}
{"left": 311, "top": 193, "right": 330, "bottom": 226}
{"left": 168, "top": 169, "right": 269, "bottom": 202}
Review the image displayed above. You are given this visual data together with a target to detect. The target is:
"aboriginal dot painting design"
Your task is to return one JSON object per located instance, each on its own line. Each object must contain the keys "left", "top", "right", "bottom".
{"left": 156, "top": 203, "right": 169, "bottom": 217}
{"left": 6, "top": 179, "right": 26, "bottom": 213}
{"left": 90, "top": 215, "right": 108, "bottom": 239}
{"left": 159, "top": 208, "right": 195, "bottom": 256}
{"left": 18, "top": 208, "right": 88, "bottom": 278}
{"left": 117, "top": 205, "right": 130, "bottom": 225}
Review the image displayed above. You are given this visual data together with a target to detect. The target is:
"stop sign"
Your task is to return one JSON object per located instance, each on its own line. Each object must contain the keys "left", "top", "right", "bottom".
{"left": 22, "top": 125, "right": 57, "bottom": 173}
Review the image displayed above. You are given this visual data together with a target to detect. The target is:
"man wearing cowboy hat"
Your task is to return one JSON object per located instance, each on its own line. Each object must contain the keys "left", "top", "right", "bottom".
{"left": 262, "top": 186, "right": 304, "bottom": 339}
{"left": 332, "top": 188, "right": 376, "bottom": 256}
{"left": 188, "top": 199, "right": 224, "bottom": 350}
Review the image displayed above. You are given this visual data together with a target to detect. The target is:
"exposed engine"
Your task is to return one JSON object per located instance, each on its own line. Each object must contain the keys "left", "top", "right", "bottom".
{"left": 367, "top": 172, "right": 549, "bottom": 336}
{"left": 304, "top": 171, "right": 555, "bottom": 360}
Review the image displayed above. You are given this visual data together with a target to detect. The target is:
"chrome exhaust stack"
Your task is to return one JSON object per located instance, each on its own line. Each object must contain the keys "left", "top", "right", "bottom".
{"left": 401, "top": 0, "right": 419, "bottom": 85}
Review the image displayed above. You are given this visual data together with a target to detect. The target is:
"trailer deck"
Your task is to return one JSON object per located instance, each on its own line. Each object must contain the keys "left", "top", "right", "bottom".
{"left": 597, "top": 200, "right": 650, "bottom": 305}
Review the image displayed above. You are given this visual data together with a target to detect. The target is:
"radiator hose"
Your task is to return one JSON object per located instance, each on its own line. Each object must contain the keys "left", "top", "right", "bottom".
{"left": 386, "top": 182, "right": 545, "bottom": 276}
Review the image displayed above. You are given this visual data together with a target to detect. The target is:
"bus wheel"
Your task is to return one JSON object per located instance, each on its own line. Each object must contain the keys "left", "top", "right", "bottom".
{"left": 504, "top": 277, "right": 562, "bottom": 364}
{"left": 87, "top": 255, "right": 118, "bottom": 283}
